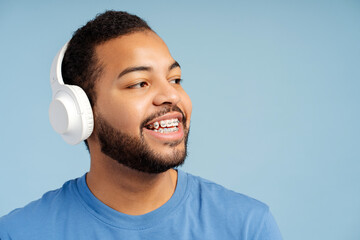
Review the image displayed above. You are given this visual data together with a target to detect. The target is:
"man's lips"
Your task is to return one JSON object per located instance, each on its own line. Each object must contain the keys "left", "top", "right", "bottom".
{"left": 142, "top": 111, "right": 185, "bottom": 142}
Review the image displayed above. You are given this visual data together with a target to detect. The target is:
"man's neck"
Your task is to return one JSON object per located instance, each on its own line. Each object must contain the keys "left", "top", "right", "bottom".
{"left": 86, "top": 152, "right": 178, "bottom": 216}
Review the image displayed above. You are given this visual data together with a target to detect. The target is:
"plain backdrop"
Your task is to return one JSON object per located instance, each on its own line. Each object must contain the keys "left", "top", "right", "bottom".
{"left": 0, "top": 1, "right": 359, "bottom": 239}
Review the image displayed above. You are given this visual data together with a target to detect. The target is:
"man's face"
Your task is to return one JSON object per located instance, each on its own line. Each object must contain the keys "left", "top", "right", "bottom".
{"left": 92, "top": 30, "right": 192, "bottom": 173}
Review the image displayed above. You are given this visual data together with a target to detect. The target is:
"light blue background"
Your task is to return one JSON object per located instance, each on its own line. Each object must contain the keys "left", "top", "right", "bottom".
{"left": 1, "top": 1, "right": 359, "bottom": 239}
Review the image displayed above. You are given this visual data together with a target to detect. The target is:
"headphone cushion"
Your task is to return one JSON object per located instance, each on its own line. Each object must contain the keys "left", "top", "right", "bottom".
{"left": 49, "top": 85, "right": 94, "bottom": 145}
{"left": 69, "top": 85, "right": 94, "bottom": 137}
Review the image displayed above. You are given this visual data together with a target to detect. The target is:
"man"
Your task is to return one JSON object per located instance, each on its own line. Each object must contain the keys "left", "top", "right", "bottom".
{"left": 0, "top": 11, "right": 282, "bottom": 239}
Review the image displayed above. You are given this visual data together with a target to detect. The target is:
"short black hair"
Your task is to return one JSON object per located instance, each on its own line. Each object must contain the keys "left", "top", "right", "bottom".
{"left": 61, "top": 10, "right": 152, "bottom": 150}
{"left": 62, "top": 10, "right": 152, "bottom": 107}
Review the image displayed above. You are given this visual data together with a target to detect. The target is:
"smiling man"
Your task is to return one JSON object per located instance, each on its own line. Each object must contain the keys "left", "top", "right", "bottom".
{"left": 0, "top": 11, "right": 282, "bottom": 239}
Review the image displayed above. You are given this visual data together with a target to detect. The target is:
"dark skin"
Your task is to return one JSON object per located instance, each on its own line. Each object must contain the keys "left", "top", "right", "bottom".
{"left": 86, "top": 31, "right": 192, "bottom": 215}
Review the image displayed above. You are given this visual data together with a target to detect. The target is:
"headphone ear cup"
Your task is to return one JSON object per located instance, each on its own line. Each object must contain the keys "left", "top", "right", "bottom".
{"left": 49, "top": 85, "right": 94, "bottom": 145}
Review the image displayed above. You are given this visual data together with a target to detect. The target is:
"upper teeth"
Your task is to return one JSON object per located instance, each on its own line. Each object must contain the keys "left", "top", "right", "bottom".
{"left": 160, "top": 120, "right": 166, "bottom": 128}
{"left": 149, "top": 118, "right": 179, "bottom": 129}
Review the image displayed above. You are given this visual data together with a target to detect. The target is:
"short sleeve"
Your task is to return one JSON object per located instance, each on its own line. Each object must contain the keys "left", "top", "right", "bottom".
{"left": 255, "top": 208, "right": 282, "bottom": 240}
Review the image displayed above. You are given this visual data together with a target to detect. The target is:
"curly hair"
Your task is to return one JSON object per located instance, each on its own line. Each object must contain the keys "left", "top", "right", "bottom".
{"left": 62, "top": 10, "right": 152, "bottom": 107}
{"left": 61, "top": 10, "right": 152, "bottom": 150}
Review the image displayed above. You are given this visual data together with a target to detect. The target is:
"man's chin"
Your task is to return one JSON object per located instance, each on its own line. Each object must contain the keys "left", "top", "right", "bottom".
{"left": 96, "top": 113, "right": 188, "bottom": 174}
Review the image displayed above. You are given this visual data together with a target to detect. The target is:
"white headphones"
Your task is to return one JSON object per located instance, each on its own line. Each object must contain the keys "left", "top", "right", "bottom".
{"left": 49, "top": 43, "right": 94, "bottom": 145}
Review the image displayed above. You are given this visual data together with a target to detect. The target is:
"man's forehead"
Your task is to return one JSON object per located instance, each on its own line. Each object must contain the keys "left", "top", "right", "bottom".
{"left": 95, "top": 31, "right": 166, "bottom": 57}
{"left": 95, "top": 31, "right": 176, "bottom": 72}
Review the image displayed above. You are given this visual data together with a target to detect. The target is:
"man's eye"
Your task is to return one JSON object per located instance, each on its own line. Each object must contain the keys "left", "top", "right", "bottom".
{"left": 128, "top": 82, "right": 148, "bottom": 89}
{"left": 170, "top": 78, "right": 182, "bottom": 84}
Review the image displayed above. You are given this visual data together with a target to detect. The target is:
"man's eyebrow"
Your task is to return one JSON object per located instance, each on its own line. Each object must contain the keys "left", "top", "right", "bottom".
{"left": 169, "top": 61, "right": 181, "bottom": 71}
{"left": 117, "top": 61, "right": 180, "bottom": 79}
{"left": 117, "top": 66, "right": 152, "bottom": 79}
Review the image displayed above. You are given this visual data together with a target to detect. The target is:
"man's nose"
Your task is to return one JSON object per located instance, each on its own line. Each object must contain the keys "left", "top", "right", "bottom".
{"left": 152, "top": 80, "right": 181, "bottom": 106}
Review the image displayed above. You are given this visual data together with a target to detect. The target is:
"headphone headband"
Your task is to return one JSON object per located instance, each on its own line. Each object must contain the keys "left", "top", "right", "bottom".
{"left": 50, "top": 42, "right": 68, "bottom": 91}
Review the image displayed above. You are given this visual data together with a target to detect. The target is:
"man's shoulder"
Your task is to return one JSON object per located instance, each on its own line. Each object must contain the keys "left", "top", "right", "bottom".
{"left": 183, "top": 171, "right": 282, "bottom": 239}
{"left": 0, "top": 177, "right": 80, "bottom": 237}
{"left": 186, "top": 171, "right": 268, "bottom": 210}
{"left": 184, "top": 171, "right": 271, "bottom": 224}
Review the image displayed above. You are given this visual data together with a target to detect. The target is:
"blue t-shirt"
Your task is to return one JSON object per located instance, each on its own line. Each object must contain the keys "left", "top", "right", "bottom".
{"left": 0, "top": 170, "right": 282, "bottom": 239}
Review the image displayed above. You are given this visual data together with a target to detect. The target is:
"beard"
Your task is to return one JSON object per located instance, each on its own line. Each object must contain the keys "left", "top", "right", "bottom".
{"left": 95, "top": 105, "right": 189, "bottom": 174}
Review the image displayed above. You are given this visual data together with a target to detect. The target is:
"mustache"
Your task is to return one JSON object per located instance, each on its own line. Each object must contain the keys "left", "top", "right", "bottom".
{"left": 141, "top": 105, "right": 186, "bottom": 128}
